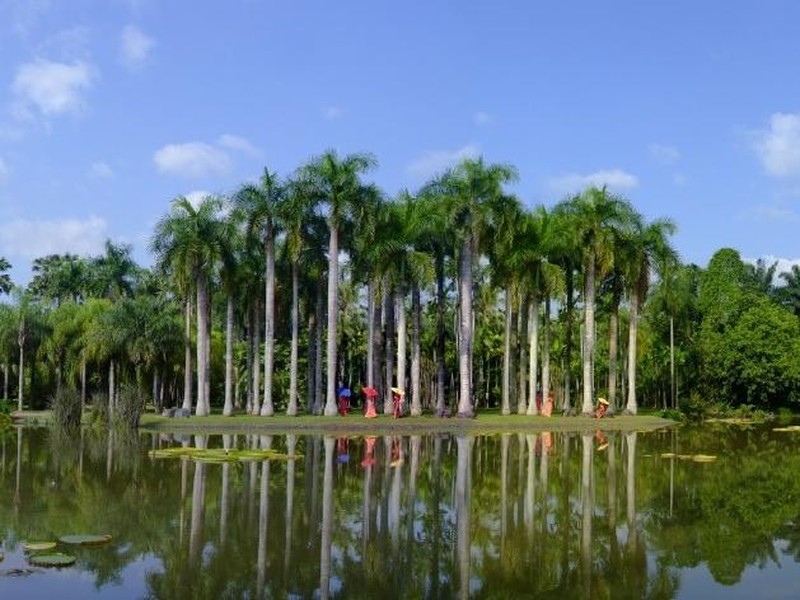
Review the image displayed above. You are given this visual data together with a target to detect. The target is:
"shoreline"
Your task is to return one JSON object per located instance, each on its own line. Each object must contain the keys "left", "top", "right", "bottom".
{"left": 12, "top": 410, "right": 677, "bottom": 436}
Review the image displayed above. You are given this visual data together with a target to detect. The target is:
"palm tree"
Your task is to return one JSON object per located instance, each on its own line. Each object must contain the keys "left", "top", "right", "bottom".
{"left": 301, "top": 150, "right": 377, "bottom": 416}
{"left": 151, "top": 195, "right": 227, "bottom": 416}
{"left": 432, "top": 157, "right": 518, "bottom": 416}
{"left": 280, "top": 178, "right": 319, "bottom": 415}
{"left": 234, "top": 169, "right": 285, "bottom": 416}
{"left": 624, "top": 217, "right": 677, "bottom": 414}
{"left": 778, "top": 265, "right": 800, "bottom": 318}
{"left": 90, "top": 240, "right": 139, "bottom": 300}
{"left": 557, "top": 186, "right": 636, "bottom": 415}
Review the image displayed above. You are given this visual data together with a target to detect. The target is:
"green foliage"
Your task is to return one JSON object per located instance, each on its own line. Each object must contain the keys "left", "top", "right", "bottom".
{"left": 50, "top": 387, "right": 82, "bottom": 431}
{"left": 89, "top": 392, "right": 110, "bottom": 427}
{"left": 114, "top": 384, "right": 145, "bottom": 429}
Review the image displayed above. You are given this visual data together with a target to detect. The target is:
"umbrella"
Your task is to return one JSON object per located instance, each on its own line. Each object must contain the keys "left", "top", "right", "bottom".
{"left": 337, "top": 387, "right": 352, "bottom": 398}
{"left": 391, "top": 387, "right": 405, "bottom": 397}
{"left": 362, "top": 386, "right": 378, "bottom": 398}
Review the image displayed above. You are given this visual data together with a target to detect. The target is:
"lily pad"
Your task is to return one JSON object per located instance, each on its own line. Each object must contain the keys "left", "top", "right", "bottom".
{"left": 23, "top": 541, "right": 57, "bottom": 553}
{"left": 28, "top": 552, "right": 76, "bottom": 567}
{"left": 59, "top": 534, "right": 112, "bottom": 546}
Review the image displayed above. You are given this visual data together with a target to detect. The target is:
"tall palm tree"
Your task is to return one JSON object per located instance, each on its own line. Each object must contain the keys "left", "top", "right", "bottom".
{"left": 151, "top": 195, "right": 227, "bottom": 416}
{"left": 557, "top": 186, "right": 636, "bottom": 415}
{"left": 281, "top": 176, "right": 321, "bottom": 415}
{"left": 301, "top": 150, "right": 377, "bottom": 416}
{"left": 234, "top": 169, "right": 285, "bottom": 416}
{"left": 624, "top": 217, "right": 677, "bottom": 414}
{"left": 432, "top": 157, "right": 518, "bottom": 417}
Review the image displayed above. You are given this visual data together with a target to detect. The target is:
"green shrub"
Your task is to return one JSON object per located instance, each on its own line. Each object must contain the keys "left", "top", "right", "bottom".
{"left": 89, "top": 393, "right": 110, "bottom": 427}
{"left": 50, "top": 388, "right": 82, "bottom": 431}
{"left": 114, "top": 384, "right": 145, "bottom": 430}
{"left": 0, "top": 399, "right": 13, "bottom": 415}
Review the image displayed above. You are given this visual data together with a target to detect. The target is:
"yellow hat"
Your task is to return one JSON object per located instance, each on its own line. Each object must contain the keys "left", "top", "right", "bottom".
{"left": 391, "top": 387, "right": 405, "bottom": 396}
{"left": 598, "top": 397, "right": 609, "bottom": 405}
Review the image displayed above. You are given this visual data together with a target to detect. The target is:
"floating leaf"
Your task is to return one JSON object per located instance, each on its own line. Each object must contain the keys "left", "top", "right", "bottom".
{"left": 28, "top": 552, "right": 76, "bottom": 567}
{"left": 773, "top": 426, "right": 800, "bottom": 432}
{"left": 59, "top": 534, "right": 112, "bottom": 546}
{"left": 23, "top": 541, "right": 56, "bottom": 553}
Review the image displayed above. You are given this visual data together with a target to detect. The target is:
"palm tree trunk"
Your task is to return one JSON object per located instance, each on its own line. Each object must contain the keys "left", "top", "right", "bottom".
{"left": 542, "top": 296, "right": 552, "bottom": 411}
{"left": 287, "top": 260, "right": 300, "bottom": 415}
{"left": 626, "top": 291, "right": 640, "bottom": 414}
{"left": 435, "top": 251, "right": 447, "bottom": 415}
{"left": 261, "top": 229, "right": 275, "bottom": 416}
{"left": 183, "top": 297, "right": 193, "bottom": 412}
{"left": 608, "top": 302, "right": 619, "bottom": 410}
{"left": 196, "top": 272, "right": 210, "bottom": 416}
{"left": 17, "top": 340, "right": 24, "bottom": 412}
{"left": 108, "top": 359, "right": 115, "bottom": 418}
{"left": 320, "top": 436, "right": 335, "bottom": 598}
{"left": 366, "top": 275, "right": 378, "bottom": 388}
{"left": 323, "top": 225, "right": 340, "bottom": 416}
{"left": 383, "top": 280, "right": 395, "bottom": 415}
{"left": 80, "top": 358, "right": 86, "bottom": 411}
{"left": 410, "top": 284, "right": 422, "bottom": 416}
{"left": 582, "top": 253, "right": 596, "bottom": 415}
{"left": 501, "top": 287, "right": 513, "bottom": 415}
{"left": 517, "top": 292, "right": 529, "bottom": 414}
{"left": 670, "top": 316, "right": 675, "bottom": 409}
{"left": 251, "top": 302, "right": 261, "bottom": 415}
{"left": 455, "top": 435, "right": 473, "bottom": 598}
{"left": 396, "top": 283, "right": 407, "bottom": 395}
{"left": 457, "top": 236, "right": 474, "bottom": 416}
{"left": 563, "top": 267, "right": 575, "bottom": 413}
{"left": 527, "top": 296, "right": 540, "bottom": 415}
{"left": 223, "top": 294, "right": 235, "bottom": 416}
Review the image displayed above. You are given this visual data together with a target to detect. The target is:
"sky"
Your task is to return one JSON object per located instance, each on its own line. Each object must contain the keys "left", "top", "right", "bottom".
{"left": 1, "top": 0, "right": 800, "bottom": 285}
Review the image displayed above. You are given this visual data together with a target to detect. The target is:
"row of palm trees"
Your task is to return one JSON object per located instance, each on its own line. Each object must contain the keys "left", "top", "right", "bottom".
{"left": 147, "top": 151, "right": 676, "bottom": 418}
{"left": 0, "top": 151, "right": 681, "bottom": 417}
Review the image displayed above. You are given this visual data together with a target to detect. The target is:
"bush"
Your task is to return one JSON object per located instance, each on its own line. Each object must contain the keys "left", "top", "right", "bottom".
{"left": 114, "top": 384, "right": 145, "bottom": 430}
{"left": 0, "top": 399, "right": 13, "bottom": 415}
{"left": 50, "top": 388, "right": 82, "bottom": 431}
{"left": 89, "top": 393, "right": 110, "bottom": 428}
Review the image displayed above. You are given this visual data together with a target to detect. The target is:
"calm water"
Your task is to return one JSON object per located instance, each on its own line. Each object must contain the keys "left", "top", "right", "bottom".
{"left": 2, "top": 423, "right": 800, "bottom": 599}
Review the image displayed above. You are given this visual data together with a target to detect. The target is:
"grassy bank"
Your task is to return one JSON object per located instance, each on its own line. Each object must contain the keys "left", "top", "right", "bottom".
{"left": 11, "top": 408, "right": 676, "bottom": 436}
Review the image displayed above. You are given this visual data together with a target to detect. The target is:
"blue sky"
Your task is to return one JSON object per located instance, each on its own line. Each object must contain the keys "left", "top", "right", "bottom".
{"left": 1, "top": 0, "right": 799, "bottom": 285}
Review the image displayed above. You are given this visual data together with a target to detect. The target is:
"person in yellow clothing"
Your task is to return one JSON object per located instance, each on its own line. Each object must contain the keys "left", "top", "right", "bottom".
{"left": 594, "top": 397, "right": 609, "bottom": 418}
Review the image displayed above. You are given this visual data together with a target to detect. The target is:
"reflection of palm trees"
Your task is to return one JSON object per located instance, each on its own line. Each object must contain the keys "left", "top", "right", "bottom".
{"left": 455, "top": 435, "right": 473, "bottom": 599}
{"left": 580, "top": 433, "right": 593, "bottom": 599}
{"left": 189, "top": 435, "right": 208, "bottom": 570}
{"left": 220, "top": 434, "right": 231, "bottom": 546}
{"left": 389, "top": 436, "right": 403, "bottom": 552}
{"left": 257, "top": 435, "right": 272, "bottom": 597}
{"left": 284, "top": 433, "right": 297, "bottom": 579}
{"left": 501, "top": 433, "right": 510, "bottom": 550}
{"left": 320, "top": 436, "right": 335, "bottom": 599}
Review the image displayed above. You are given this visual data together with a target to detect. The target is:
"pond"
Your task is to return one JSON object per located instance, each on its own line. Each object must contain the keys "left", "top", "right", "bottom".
{"left": 1, "top": 422, "right": 800, "bottom": 598}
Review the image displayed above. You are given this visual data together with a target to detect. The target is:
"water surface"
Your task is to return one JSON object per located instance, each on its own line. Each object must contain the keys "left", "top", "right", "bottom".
{"left": 1, "top": 423, "right": 799, "bottom": 598}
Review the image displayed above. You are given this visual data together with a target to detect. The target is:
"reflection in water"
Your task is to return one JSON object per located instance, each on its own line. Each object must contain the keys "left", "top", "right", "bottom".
{"left": 6, "top": 424, "right": 800, "bottom": 597}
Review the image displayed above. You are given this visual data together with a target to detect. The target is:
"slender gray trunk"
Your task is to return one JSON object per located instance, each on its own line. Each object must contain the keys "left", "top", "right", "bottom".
{"left": 183, "top": 297, "right": 193, "bottom": 412}
{"left": 582, "top": 251, "right": 596, "bottom": 415}
{"left": 626, "top": 291, "right": 640, "bottom": 414}
{"left": 501, "top": 287, "right": 513, "bottom": 415}
{"left": 323, "top": 225, "right": 339, "bottom": 416}
{"left": 251, "top": 303, "right": 261, "bottom": 415}
{"left": 608, "top": 303, "right": 619, "bottom": 410}
{"left": 384, "top": 280, "right": 395, "bottom": 415}
{"left": 527, "top": 297, "right": 540, "bottom": 415}
{"left": 517, "top": 293, "right": 528, "bottom": 414}
{"left": 435, "top": 251, "right": 447, "bottom": 414}
{"left": 262, "top": 230, "right": 275, "bottom": 416}
{"left": 457, "top": 237, "right": 474, "bottom": 416}
{"left": 287, "top": 261, "right": 300, "bottom": 415}
{"left": 410, "top": 284, "right": 422, "bottom": 415}
{"left": 396, "top": 284, "right": 407, "bottom": 395}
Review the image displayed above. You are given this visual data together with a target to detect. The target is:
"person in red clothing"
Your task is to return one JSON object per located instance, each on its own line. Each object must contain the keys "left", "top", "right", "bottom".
{"left": 391, "top": 387, "right": 405, "bottom": 418}
{"left": 362, "top": 387, "right": 378, "bottom": 418}
{"left": 594, "top": 397, "right": 609, "bottom": 418}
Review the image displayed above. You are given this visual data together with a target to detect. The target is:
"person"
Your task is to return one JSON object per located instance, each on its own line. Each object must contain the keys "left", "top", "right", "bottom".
{"left": 362, "top": 386, "right": 378, "bottom": 418}
{"left": 337, "top": 387, "right": 351, "bottom": 416}
{"left": 391, "top": 387, "right": 405, "bottom": 419}
{"left": 594, "top": 397, "right": 609, "bottom": 419}
{"left": 535, "top": 390, "right": 543, "bottom": 413}
{"left": 541, "top": 392, "right": 554, "bottom": 417}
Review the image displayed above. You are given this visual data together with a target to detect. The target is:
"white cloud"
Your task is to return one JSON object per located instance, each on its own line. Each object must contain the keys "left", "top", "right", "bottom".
{"left": 548, "top": 169, "right": 639, "bottom": 194}
{"left": 153, "top": 142, "right": 231, "bottom": 178}
{"left": 89, "top": 161, "right": 114, "bottom": 179}
{"left": 324, "top": 106, "right": 343, "bottom": 119}
{"left": 217, "top": 134, "right": 261, "bottom": 157}
{"left": 406, "top": 144, "right": 480, "bottom": 182}
{"left": 0, "top": 216, "right": 107, "bottom": 259}
{"left": 12, "top": 59, "right": 94, "bottom": 118}
{"left": 754, "top": 112, "right": 800, "bottom": 178}
{"left": 744, "top": 255, "right": 800, "bottom": 285}
{"left": 0, "top": 158, "right": 8, "bottom": 183}
{"left": 119, "top": 25, "right": 155, "bottom": 69}
{"left": 472, "top": 111, "right": 491, "bottom": 126}
{"left": 649, "top": 143, "right": 681, "bottom": 165}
